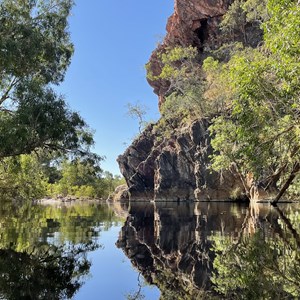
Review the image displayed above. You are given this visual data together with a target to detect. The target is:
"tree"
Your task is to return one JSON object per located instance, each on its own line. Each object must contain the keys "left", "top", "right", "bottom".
{"left": 207, "top": 0, "right": 300, "bottom": 202}
{"left": 126, "top": 102, "right": 148, "bottom": 134}
{"left": 0, "top": 0, "right": 93, "bottom": 158}
{"left": 219, "top": 0, "right": 268, "bottom": 44}
{"left": 146, "top": 46, "right": 208, "bottom": 128}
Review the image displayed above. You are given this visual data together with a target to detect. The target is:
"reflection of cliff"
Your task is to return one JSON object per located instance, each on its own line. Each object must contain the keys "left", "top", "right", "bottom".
{"left": 116, "top": 202, "right": 249, "bottom": 298}
{"left": 117, "top": 202, "right": 300, "bottom": 298}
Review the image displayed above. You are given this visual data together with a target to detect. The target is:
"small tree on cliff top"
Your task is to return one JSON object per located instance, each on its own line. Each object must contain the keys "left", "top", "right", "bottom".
{"left": 146, "top": 46, "right": 211, "bottom": 125}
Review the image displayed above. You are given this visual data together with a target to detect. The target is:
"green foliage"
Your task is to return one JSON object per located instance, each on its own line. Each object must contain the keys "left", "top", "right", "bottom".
{"left": 211, "top": 217, "right": 300, "bottom": 299}
{"left": 46, "top": 158, "right": 125, "bottom": 199}
{"left": 0, "top": 0, "right": 93, "bottom": 158}
{"left": 219, "top": 0, "right": 268, "bottom": 43}
{"left": 147, "top": 46, "right": 211, "bottom": 133}
{"left": 220, "top": 0, "right": 247, "bottom": 40}
{"left": 207, "top": 0, "right": 300, "bottom": 199}
{"left": 0, "top": 152, "right": 125, "bottom": 200}
{"left": 0, "top": 154, "right": 48, "bottom": 199}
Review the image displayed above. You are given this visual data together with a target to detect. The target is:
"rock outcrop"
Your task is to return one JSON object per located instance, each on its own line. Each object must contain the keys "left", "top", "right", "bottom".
{"left": 147, "top": 0, "right": 262, "bottom": 105}
{"left": 118, "top": 119, "right": 244, "bottom": 201}
{"left": 117, "top": 0, "right": 263, "bottom": 202}
{"left": 147, "top": 0, "right": 233, "bottom": 106}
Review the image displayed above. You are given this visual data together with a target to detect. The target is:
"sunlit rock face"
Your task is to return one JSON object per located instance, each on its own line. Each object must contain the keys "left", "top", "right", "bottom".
{"left": 117, "top": 120, "right": 244, "bottom": 201}
{"left": 116, "top": 202, "right": 249, "bottom": 298}
{"left": 147, "top": 0, "right": 233, "bottom": 106}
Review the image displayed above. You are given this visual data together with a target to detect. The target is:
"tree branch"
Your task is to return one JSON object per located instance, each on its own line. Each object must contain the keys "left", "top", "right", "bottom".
{"left": 271, "top": 162, "right": 300, "bottom": 205}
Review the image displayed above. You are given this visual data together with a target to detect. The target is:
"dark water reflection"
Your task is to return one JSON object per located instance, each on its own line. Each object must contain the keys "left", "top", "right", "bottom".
{"left": 0, "top": 199, "right": 299, "bottom": 300}
{"left": 0, "top": 200, "right": 121, "bottom": 300}
{"left": 117, "top": 201, "right": 300, "bottom": 299}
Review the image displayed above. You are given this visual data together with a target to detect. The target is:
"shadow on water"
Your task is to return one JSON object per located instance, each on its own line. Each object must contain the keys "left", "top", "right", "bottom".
{"left": 0, "top": 198, "right": 120, "bottom": 300}
{"left": 116, "top": 201, "right": 300, "bottom": 299}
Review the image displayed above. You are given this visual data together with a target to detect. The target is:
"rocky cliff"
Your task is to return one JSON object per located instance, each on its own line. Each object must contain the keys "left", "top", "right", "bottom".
{"left": 117, "top": 0, "right": 262, "bottom": 202}
{"left": 118, "top": 119, "right": 244, "bottom": 201}
{"left": 148, "top": 0, "right": 233, "bottom": 106}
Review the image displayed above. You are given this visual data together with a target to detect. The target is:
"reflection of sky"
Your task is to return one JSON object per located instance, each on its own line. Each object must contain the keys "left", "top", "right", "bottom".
{"left": 74, "top": 225, "right": 160, "bottom": 300}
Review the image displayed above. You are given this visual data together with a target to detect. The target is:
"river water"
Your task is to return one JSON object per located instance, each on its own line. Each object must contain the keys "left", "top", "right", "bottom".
{"left": 0, "top": 199, "right": 299, "bottom": 299}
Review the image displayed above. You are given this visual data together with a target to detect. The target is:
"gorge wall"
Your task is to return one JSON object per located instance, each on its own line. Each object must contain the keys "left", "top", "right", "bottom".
{"left": 147, "top": 0, "right": 233, "bottom": 106}
{"left": 117, "top": 0, "right": 262, "bottom": 201}
{"left": 118, "top": 119, "right": 244, "bottom": 201}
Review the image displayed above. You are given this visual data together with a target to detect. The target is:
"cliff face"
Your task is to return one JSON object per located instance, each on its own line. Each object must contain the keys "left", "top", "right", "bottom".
{"left": 118, "top": 120, "right": 244, "bottom": 201}
{"left": 117, "top": 0, "right": 260, "bottom": 201}
{"left": 148, "top": 0, "right": 233, "bottom": 106}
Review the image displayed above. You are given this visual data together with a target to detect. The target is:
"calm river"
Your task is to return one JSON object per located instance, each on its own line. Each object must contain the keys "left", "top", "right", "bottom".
{"left": 0, "top": 199, "right": 299, "bottom": 299}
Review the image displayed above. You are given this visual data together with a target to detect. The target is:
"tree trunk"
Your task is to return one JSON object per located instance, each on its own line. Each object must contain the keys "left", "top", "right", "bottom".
{"left": 271, "top": 162, "right": 300, "bottom": 205}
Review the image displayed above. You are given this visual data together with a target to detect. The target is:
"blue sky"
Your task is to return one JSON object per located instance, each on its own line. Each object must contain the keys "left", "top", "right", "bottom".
{"left": 59, "top": 1, "right": 174, "bottom": 175}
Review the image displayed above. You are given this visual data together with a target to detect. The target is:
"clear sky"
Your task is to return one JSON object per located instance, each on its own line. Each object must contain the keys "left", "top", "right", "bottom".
{"left": 59, "top": 1, "right": 174, "bottom": 175}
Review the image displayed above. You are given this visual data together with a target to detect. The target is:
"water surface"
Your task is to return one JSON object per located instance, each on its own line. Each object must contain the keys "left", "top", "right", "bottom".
{"left": 0, "top": 199, "right": 299, "bottom": 299}
{"left": 0, "top": 200, "right": 159, "bottom": 300}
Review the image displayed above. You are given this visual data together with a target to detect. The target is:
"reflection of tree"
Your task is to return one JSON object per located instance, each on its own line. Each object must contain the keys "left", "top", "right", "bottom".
{"left": 0, "top": 200, "right": 120, "bottom": 299}
{"left": 0, "top": 242, "right": 98, "bottom": 300}
{"left": 0, "top": 201, "right": 119, "bottom": 251}
{"left": 212, "top": 205, "right": 300, "bottom": 299}
{"left": 125, "top": 273, "right": 146, "bottom": 300}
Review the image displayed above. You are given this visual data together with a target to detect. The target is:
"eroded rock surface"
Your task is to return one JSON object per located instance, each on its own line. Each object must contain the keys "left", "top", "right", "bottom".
{"left": 147, "top": 0, "right": 233, "bottom": 105}
{"left": 117, "top": 120, "right": 244, "bottom": 201}
{"left": 117, "top": 0, "right": 263, "bottom": 202}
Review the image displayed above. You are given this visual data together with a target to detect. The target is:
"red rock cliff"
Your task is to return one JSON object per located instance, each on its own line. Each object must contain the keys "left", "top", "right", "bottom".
{"left": 148, "top": 0, "right": 233, "bottom": 106}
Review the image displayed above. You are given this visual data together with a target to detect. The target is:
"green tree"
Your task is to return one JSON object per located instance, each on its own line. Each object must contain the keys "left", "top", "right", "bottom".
{"left": 219, "top": 0, "right": 268, "bottom": 43}
{"left": 207, "top": 0, "right": 300, "bottom": 202}
{"left": 0, "top": 154, "right": 48, "bottom": 199}
{"left": 0, "top": 0, "right": 93, "bottom": 158}
{"left": 146, "top": 46, "right": 208, "bottom": 128}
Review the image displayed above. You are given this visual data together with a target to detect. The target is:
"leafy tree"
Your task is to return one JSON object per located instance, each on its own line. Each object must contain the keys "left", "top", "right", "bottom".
{"left": 126, "top": 102, "right": 148, "bottom": 134}
{"left": 0, "top": 0, "right": 93, "bottom": 158}
{"left": 219, "top": 0, "right": 247, "bottom": 42}
{"left": 146, "top": 46, "right": 208, "bottom": 129}
{"left": 219, "top": 0, "right": 268, "bottom": 44}
{"left": 0, "top": 154, "right": 48, "bottom": 199}
{"left": 207, "top": 0, "right": 300, "bottom": 202}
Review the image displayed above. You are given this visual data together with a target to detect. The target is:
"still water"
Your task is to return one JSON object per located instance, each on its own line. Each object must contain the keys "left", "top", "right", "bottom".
{"left": 0, "top": 199, "right": 299, "bottom": 299}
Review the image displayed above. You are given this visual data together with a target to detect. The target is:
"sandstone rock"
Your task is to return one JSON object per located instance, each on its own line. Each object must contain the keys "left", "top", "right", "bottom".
{"left": 117, "top": 119, "right": 245, "bottom": 201}
{"left": 147, "top": 0, "right": 262, "bottom": 104}
{"left": 117, "top": 0, "right": 263, "bottom": 202}
{"left": 147, "top": 0, "right": 233, "bottom": 105}
{"left": 110, "top": 184, "right": 129, "bottom": 202}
